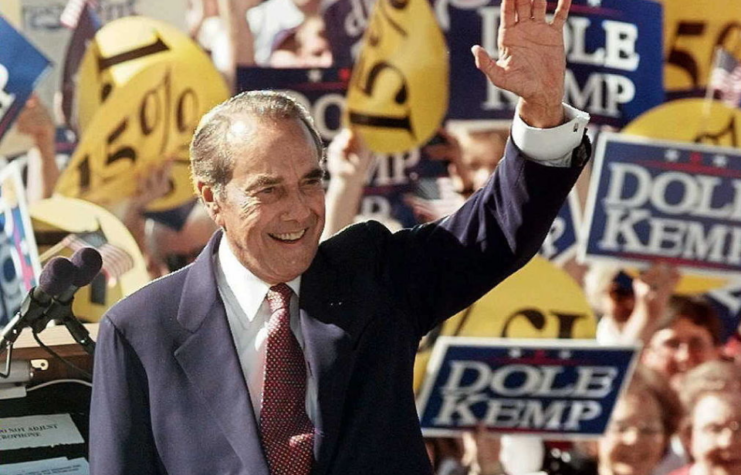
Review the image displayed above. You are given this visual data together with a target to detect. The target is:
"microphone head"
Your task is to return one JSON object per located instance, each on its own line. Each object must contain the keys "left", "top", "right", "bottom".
{"left": 71, "top": 247, "right": 103, "bottom": 287}
{"left": 39, "top": 257, "right": 77, "bottom": 296}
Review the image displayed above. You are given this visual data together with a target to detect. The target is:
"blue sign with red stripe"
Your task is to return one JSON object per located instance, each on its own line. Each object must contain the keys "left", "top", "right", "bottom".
{"left": 417, "top": 337, "right": 638, "bottom": 437}
{"left": 582, "top": 133, "right": 741, "bottom": 275}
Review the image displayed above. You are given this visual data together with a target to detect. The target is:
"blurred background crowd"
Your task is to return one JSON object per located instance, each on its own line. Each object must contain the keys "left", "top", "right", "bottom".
{"left": 1, "top": 0, "right": 741, "bottom": 474}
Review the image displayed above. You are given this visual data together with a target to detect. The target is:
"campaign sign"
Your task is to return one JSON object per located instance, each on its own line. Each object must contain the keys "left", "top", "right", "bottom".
{"left": 0, "top": 15, "right": 51, "bottom": 142}
{"left": 363, "top": 151, "right": 453, "bottom": 228}
{"left": 417, "top": 337, "right": 639, "bottom": 438}
{"left": 0, "top": 163, "right": 41, "bottom": 329}
{"left": 443, "top": 0, "right": 663, "bottom": 127}
{"left": 324, "top": 0, "right": 663, "bottom": 127}
{"left": 581, "top": 133, "right": 741, "bottom": 276}
{"left": 540, "top": 191, "right": 581, "bottom": 265}
{"left": 237, "top": 67, "right": 351, "bottom": 142}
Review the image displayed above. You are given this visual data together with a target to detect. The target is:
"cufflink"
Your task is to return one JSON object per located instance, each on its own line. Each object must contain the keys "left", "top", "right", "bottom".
{"left": 570, "top": 133, "right": 592, "bottom": 168}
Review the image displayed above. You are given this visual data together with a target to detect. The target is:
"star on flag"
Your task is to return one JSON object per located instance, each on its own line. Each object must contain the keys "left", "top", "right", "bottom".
{"left": 508, "top": 348, "right": 523, "bottom": 358}
{"left": 664, "top": 149, "right": 680, "bottom": 162}
{"left": 307, "top": 69, "right": 323, "bottom": 83}
{"left": 712, "top": 154, "right": 728, "bottom": 168}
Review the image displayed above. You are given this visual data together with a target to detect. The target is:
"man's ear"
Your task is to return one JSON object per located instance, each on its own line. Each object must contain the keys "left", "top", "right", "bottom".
{"left": 197, "top": 180, "right": 223, "bottom": 226}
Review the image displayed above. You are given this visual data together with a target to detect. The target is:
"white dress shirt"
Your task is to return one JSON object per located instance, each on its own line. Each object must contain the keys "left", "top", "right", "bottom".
{"left": 214, "top": 239, "right": 319, "bottom": 423}
{"left": 212, "top": 107, "right": 590, "bottom": 424}
{"left": 512, "top": 104, "right": 591, "bottom": 166}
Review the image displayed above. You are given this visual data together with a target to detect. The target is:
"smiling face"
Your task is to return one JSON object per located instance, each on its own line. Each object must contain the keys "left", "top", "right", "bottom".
{"left": 643, "top": 317, "right": 720, "bottom": 386}
{"left": 599, "top": 393, "right": 667, "bottom": 475}
{"left": 199, "top": 115, "right": 325, "bottom": 284}
{"left": 690, "top": 393, "right": 741, "bottom": 475}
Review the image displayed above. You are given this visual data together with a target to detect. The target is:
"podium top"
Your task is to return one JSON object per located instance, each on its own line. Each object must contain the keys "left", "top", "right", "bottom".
{"left": 14, "top": 324, "right": 99, "bottom": 350}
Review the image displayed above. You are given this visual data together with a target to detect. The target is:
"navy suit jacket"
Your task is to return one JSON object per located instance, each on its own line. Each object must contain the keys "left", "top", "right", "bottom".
{"left": 89, "top": 139, "right": 586, "bottom": 475}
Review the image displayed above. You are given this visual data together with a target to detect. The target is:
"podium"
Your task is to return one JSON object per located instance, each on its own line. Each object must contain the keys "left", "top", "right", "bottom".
{"left": 0, "top": 324, "right": 98, "bottom": 466}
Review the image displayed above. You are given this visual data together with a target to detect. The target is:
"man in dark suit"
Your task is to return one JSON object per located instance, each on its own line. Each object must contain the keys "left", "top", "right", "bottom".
{"left": 89, "top": 0, "right": 590, "bottom": 473}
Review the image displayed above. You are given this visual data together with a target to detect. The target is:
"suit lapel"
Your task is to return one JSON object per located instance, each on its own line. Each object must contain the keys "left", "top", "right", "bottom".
{"left": 174, "top": 232, "right": 269, "bottom": 475}
{"left": 300, "top": 250, "right": 360, "bottom": 475}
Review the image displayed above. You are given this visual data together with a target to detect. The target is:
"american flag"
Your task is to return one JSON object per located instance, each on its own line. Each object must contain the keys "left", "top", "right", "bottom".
{"left": 60, "top": 0, "right": 98, "bottom": 29}
{"left": 709, "top": 48, "right": 741, "bottom": 108}
{"left": 60, "top": 231, "right": 135, "bottom": 280}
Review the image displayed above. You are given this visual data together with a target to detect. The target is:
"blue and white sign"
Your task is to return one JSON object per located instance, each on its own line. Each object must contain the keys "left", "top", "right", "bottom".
{"left": 581, "top": 133, "right": 741, "bottom": 276}
{"left": 236, "top": 66, "right": 351, "bottom": 143}
{"left": 442, "top": 0, "right": 664, "bottom": 126}
{"left": 540, "top": 191, "right": 582, "bottom": 265}
{"left": 417, "top": 337, "right": 639, "bottom": 438}
{"left": 0, "top": 15, "right": 51, "bottom": 143}
{"left": 324, "top": 0, "right": 663, "bottom": 127}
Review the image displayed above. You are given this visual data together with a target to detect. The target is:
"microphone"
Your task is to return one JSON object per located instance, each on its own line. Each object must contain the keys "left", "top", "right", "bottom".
{"left": 45, "top": 247, "right": 103, "bottom": 355}
{"left": 0, "top": 257, "right": 77, "bottom": 349}
{"left": 42, "top": 247, "right": 103, "bottom": 322}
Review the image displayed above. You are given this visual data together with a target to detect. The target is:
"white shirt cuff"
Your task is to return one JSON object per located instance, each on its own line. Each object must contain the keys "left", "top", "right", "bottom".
{"left": 511, "top": 104, "right": 590, "bottom": 167}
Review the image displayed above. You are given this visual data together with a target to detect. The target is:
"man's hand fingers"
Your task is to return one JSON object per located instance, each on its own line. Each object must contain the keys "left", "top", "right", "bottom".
{"left": 552, "top": 0, "right": 572, "bottom": 28}
{"left": 501, "top": 0, "right": 517, "bottom": 27}
{"left": 533, "top": 0, "right": 547, "bottom": 22}
{"left": 515, "top": 0, "right": 532, "bottom": 21}
{"left": 472, "top": 45, "right": 506, "bottom": 87}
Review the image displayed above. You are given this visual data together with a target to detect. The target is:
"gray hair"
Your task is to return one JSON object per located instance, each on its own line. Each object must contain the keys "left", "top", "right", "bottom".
{"left": 189, "top": 90, "right": 325, "bottom": 194}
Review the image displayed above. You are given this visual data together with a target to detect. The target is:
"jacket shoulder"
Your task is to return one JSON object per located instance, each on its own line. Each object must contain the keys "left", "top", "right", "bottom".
{"left": 104, "top": 266, "right": 189, "bottom": 332}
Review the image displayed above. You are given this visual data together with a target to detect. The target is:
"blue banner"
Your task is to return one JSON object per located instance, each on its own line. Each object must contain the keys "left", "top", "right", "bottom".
{"left": 582, "top": 133, "right": 741, "bottom": 276}
{"left": 442, "top": 0, "right": 664, "bottom": 126}
{"left": 417, "top": 337, "right": 638, "bottom": 437}
{"left": 237, "top": 66, "right": 351, "bottom": 143}
{"left": 324, "top": 0, "right": 663, "bottom": 127}
{"left": 0, "top": 15, "right": 52, "bottom": 142}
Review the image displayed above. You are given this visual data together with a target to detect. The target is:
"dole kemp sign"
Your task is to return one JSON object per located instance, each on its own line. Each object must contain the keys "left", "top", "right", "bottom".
{"left": 581, "top": 133, "right": 741, "bottom": 276}
{"left": 417, "top": 338, "right": 638, "bottom": 438}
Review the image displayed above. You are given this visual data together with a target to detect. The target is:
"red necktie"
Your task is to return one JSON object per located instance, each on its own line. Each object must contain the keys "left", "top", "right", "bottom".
{"left": 260, "top": 284, "right": 314, "bottom": 475}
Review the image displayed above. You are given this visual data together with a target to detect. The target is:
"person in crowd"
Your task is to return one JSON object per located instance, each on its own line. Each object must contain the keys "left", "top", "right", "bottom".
{"left": 322, "top": 123, "right": 502, "bottom": 236}
{"left": 15, "top": 94, "right": 60, "bottom": 204}
{"left": 670, "top": 363, "right": 741, "bottom": 475}
{"left": 321, "top": 127, "right": 376, "bottom": 240}
{"left": 500, "top": 367, "right": 682, "bottom": 475}
{"left": 187, "top": 0, "right": 232, "bottom": 76}
{"left": 145, "top": 203, "right": 219, "bottom": 278}
{"left": 119, "top": 160, "right": 174, "bottom": 257}
{"left": 593, "top": 367, "right": 682, "bottom": 475}
{"left": 269, "top": 15, "right": 333, "bottom": 68}
{"left": 584, "top": 263, "right": 680, "bottom": 345}
{"left": 88, "top": 0, "right": 591, "bottom": 473}
{"left": 642, "top": 295, "right": 723, "bottom": 390}
{"left": 425, "top": 126, "right": 509, "bottom": 198}
{"left": 218, "top": 0, "right": 329, "bottom": 88}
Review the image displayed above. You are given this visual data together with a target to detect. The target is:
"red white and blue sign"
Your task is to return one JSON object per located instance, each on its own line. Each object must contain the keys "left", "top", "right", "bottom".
{"left": 0, "top": 15, "right": 52, "bottom": 143}
{"left": 581, "top": 133, "right": 741, "bottom": 276}
{"left": 0, "top": 163, "right": 41, "bottom": 329}
{"left": 417, "top": 337, "right": 639, "bottom": 437}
